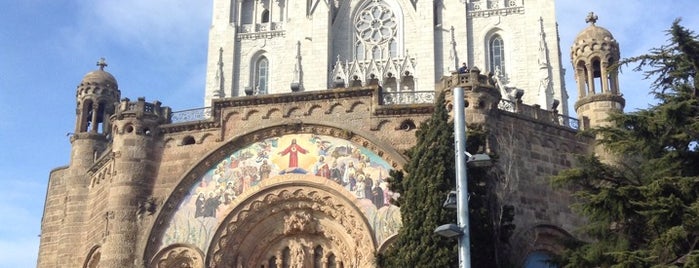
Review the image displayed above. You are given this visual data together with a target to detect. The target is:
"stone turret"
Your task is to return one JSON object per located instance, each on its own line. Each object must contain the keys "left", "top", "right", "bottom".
{"left": 443, "top": 67, "right": 501, "bottom": 124}
{"left": 572, "top": 12, "right": 625, "bottom": 160}
{"left": 49, "top": 59, "right": 122, "bottom": 266}
{"left": 100, "top": 97, "right": 170, "bottom": 267}
{"left": 72, "top": 58, "right": 120, "bottom": 166}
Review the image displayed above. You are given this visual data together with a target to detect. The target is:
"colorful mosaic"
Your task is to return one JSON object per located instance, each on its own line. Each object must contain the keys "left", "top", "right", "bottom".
{"left": 161, "top": 134, "right": 402, "bottom": 252}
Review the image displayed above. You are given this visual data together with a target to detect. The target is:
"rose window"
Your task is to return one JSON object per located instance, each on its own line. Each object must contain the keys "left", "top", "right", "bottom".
{"left": 355, "top": 2, "right": 396, "bottom": 45}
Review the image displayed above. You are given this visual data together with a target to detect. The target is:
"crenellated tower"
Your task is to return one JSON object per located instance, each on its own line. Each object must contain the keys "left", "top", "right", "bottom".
{"left": 443, "top": 67, "right": 501, "bottom": 125}
{"left": 99, "top": 97, "right": 170, "bottom": 267}
{"left": 572, "top": 12, "right": 625, "bottom": 160}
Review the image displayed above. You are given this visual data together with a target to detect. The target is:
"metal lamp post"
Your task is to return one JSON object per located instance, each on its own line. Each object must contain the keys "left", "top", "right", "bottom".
{"left": 453, "top": 86, "right": 471, "bottom": 268}
{"left": 434, "top": 87, "right": 492, "bottom": 267}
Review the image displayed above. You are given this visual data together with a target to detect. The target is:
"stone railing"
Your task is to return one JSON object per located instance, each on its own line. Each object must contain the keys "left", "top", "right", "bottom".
{"left": 170, "top": 107, "right": 212, "bottom": 124}
{"left": 498, "top": 99, "right": 579, "bottom": 130}
{"left": 237, "top": 23, "right": 285, "bottom": 40}
{"left": 381, "top": 91, "right": 435, "bottom": 105}
{"left": 468, "top": 0, "right": 524, "bottom": 18}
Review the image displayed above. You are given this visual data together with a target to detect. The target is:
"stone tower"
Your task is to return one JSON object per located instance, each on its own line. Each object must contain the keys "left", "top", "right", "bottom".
{"left": 39, "top": 59, "right": 121, "bottom": 267}
{"left": 100, "top": 97, "right": 170, "bottom": 266}
{"left": 572, "top": 12, "right": 625, "bottom": 159}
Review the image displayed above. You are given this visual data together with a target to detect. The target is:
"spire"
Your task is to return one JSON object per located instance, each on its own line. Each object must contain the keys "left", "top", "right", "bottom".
{"left": 97, "top": 57, "right": 108, "bottom": 70}
{"left": 290, "top": 41, "right": 303, "bottom": 92}
{"left": 214, "top": 47, "right": 225, "bottom": 98}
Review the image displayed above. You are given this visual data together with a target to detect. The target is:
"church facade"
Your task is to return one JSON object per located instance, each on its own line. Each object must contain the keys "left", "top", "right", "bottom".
{"left": 38, "top": 1, "right": 624, "bottom": 267}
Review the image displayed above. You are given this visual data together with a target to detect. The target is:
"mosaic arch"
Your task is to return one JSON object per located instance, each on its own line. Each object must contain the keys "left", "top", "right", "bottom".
{"left": 160, "top": 133, "right": 402, "bottom": 254}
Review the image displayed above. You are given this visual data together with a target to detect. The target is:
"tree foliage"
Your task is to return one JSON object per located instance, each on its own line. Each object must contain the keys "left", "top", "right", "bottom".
{"left": 378, "top": 91, "right": 497, "bottom": 267}
{"left": 554, "top": 20, "right": 699, "bottom": 267}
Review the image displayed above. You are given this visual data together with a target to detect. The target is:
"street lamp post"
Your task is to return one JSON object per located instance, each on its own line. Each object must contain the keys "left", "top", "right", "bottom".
{"left": 453, "top": 86, "right": 471, "bottom": 268}
{"left": 434, "top": 87, "right": 491, "bottom": 267}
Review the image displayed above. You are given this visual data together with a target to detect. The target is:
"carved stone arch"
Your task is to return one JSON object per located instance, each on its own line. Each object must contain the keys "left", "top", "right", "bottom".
{"left": 83, "top": 245, "right": 101, "bottom": 268}
{"left": 371, "top": 119, "right": 391, "bottom": 131}
{"left": 395, "top": 119, "right": 416, "bottom": 131}
{"left": 242, "top": 109, "right": 260, "bottom": 120}
{"left": 206, "top": 176, "right": 377, "bottom": 268}
{"left": 150, "top": 244, "right": 205, "bottom": 268}
{"left": 326, "top": 103, "right": 344, "bottom": 114}
{"left": 143, "top": 123, "right": 407, "bottom": 264}
{"left": 346, "top": 100, "right": 368, "bottom": 113}
{"left": 305, "top": 104, "right": 323, "bottom": 116}
{"left": 163, "top": 137, "right": 176, "bottom": 148}
{"left": 198, "top": 133, "right": 214, "bottom": 144}
{"left": 223, "top": 110, "right": 240, "bottom": 123}
{"left": 284, "top": 106, "right": 301, "bottom": 118}
{"left": 262, "top": 107, "right": 282, "bottom": 119}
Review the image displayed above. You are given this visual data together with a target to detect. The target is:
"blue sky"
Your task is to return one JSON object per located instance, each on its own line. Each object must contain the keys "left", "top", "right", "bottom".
{"left": 0, "top": 1, "right": 697, "bottom": 266}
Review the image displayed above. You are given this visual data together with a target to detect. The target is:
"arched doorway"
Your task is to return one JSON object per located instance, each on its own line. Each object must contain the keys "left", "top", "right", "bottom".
{"left": 206, "top": 175, "right": 377, "bottom": 267}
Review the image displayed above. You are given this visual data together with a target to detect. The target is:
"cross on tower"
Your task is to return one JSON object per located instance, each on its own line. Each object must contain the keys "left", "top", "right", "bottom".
{"left": 585, "top": 12, "right": 598, "bottom": 25}
{"left": 96, "top": 58, "right": 108, "bottom": 70}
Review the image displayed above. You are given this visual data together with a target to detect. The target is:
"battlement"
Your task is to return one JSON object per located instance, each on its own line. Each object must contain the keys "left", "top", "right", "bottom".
{"left": 442, "top": 68, "right": 499, "bottom": 94}
{"left": 114, "top": 97, "right": 171, "bottom": 123}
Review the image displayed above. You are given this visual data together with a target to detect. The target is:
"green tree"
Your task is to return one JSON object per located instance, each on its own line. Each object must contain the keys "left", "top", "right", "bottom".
{"left": 378, "top": 91, "right": 496, "bottom": 267}
{"left": 554, "top": 20, "right": 699, "bottom": 267}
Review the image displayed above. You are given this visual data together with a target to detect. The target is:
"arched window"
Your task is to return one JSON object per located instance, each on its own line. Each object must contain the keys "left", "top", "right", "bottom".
{"left": 327, "top": 253, "right": 337, "bottom": 268}
{"left": 261, "top": 9, "right": 270, "bottom": 23}
{"left": 281, "top": 247, "right": 290, "bottom": 268}
{"left": 489, "top": 34, "right": 505, "bottom": 75}
{"left": 255, "top": 56, "right": 269, "bottom": 94}
{"left": 313, "top": 246, "right": 323, "bottom": 268}
{"left": 353, "top": 0, "right": 402, "bottom": 61}
{"left": 268, "top": 256, "right": 278, "bottom": 268}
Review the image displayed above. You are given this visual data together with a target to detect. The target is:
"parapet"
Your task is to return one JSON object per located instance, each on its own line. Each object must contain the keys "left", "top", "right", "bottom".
{"left": 114, "top": 97, "right": 171, "bottom": 123}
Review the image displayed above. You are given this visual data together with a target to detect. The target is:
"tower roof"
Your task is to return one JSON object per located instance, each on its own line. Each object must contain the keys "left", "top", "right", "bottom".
{"left": 574, "top": 12, "right": 616, "bottom": 44}
{"left": 80, "top": 58, "right": 118, "bottom": 89}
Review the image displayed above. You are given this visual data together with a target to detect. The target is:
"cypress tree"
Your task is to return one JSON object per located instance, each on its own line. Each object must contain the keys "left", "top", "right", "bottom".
{"left": 378, "top": 91, "right": 496, "bottom": 267}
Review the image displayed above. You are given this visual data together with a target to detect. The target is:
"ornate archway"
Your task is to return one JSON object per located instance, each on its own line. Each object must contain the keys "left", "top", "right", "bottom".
{"left": 207, "top": 175, "right": 377, "bottom": 267}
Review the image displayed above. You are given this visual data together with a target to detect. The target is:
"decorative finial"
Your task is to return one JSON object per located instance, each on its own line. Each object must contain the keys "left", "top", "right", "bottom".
{"left": 585, "top": 12, "right": 598, "bottom": 25}
{"left": 96, "top": 58, "right": 108, "bottom": 71}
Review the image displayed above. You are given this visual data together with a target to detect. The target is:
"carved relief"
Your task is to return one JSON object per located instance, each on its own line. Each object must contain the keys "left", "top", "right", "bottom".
{"left": 208, "top": 184, "right": 377, "bottom": 267}
{"left": 284, "top": 210, "right": 318, "bottom": 235}
{"left": 152, "top": 245, "right": 204, "bottom": 268}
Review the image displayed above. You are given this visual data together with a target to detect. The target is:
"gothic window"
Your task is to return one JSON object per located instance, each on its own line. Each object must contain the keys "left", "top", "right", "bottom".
{"left": 281, "top": 247, "right": 291, "bottom": 268}
{"left": 327, "top": 253, "right": 337, "bottom": 268}
{"left": 353, "top": 0, "right": 401, "bottom": 61}
{"left": 261, "top": 9, "right": 270, "bottom": 23}
{"left": 268, "top": 256, "right": 278, "bottom": 268}
{"left": 255, "top": 56, "right": 269, "bottom": 94}
{"left": 355, "top": 41, "right": 365, "bottom": 60}
{"left": 313, "top": 246, "right": 323, "bottom": 268}
{"left": 489, "top": 34, "right": 505, "bottom": 75}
